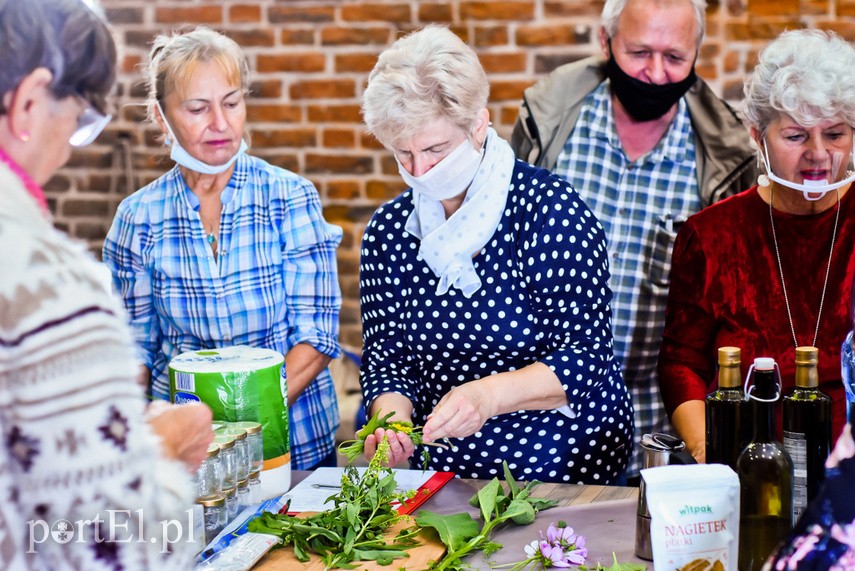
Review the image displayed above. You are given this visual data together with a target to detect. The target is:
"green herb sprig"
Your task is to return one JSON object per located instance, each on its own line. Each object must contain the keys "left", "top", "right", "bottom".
{"left": 248, "top": 438, "right": 420, "bottom": 569}
{"left": 337, "top": 410, "right": 449, "bottom": 468}
{"left": 416, "top": 462, "right": 558, "bottom": 570}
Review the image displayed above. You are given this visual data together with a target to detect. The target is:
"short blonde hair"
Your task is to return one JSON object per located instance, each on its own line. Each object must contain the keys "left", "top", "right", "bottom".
{"left": 362, "top": 25, "right": 489, "bottom": 148}
{"left": 145, "top": 27, "right": 249, "bottom": 123}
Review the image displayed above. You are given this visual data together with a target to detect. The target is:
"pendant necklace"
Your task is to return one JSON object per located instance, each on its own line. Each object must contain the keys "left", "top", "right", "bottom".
{"left": 768, "top": 187, "right": 839, "bottom": 349}
{"left": 206, "top": 229, "right": 217, "bottom": 245}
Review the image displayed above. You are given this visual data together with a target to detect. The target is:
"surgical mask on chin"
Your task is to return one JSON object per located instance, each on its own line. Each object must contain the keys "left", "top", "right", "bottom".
{"left": 761, "top": 140, "right": 855, "bottom": 201}
{"left": 156, "top": 102, "right": 247, "bottom": 175}
{"left": 397, "top": 138, "right": 484, "bottom": 201}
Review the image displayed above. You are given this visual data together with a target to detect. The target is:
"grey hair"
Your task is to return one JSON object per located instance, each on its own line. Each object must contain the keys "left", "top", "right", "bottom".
{"left": 601, "top": 0, "right": 707, "bottom": 49}
{"left": 742, "top": 29, "right": 855, "bottom": 137}
{"left": 145, "top": 27, "right": 250, "bottom": 123}
{"left": 0, "top": 0, "right": 116, "bottom": 114}
{"left": 362, "top": 25, "right": 489, "bottom": 149}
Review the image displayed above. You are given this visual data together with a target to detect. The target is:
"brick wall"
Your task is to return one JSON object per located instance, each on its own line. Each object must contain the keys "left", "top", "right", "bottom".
{"left": 53, "top": 0, "right": 855, "bottom": 349}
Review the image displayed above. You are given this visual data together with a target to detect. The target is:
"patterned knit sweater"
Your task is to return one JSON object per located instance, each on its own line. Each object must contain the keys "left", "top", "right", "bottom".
{"left": 0, "top": 162, "right": 197, "bottom": 570}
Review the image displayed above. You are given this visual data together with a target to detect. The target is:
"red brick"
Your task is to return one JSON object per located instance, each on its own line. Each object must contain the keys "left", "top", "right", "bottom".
{"left": 257, "top": 53, "right": 326, "bottom": 73}
{"left": 105, "top": 6, "right": 143, "bottom": 24}
{"left": 306, "top": 154, "right": 373, "bottom": 174}
{"left": 254, "top": 152, "right": 300, "bottom": 173}
{"left": 517, "top": 25, "right": 584, "bottom": 46}
{"left": 478, "top": 52, "right": 526, "bottom": 73}
{"left": 321, "top": 27, "right": 391, "bottom": 45}
{"left": 155, "top": 6, "right": 222, "bottom": 24}
{"left": 380, "top": 155, "right": 398, "bottom": 175}
{"left": 696, "top": 63, "right": 717, "bottom": 81}
{"left": 723, "top": 79, "right": 745, "bottom": 101}
{"left": 500, "top": 105, "right": 520, "bottom": 125}
{"left": 61, "top": 198, "right": 111, "bottom": 217}
{"left": 725, "top": 20, "right": 802, "bottom": 41}
{"left": 723, "top": 50, "right": 741, "bottom": 74}
{"left": 366, "top": 179, "right": 406, "bottom": 200}
{"left": 246, "top": 104, "right": 303, "bottom": 123}
{"left": 747, "top": 0, "right": 799, "bottom": 16}
{"left": 281, "top": 29, "right": 316, "bottom": 45}
{"left": 419, "top": 3, "right": 454, "bottom": 21}
{"left": 819, "top": 20, "right": 855, "bottom": 41}
{"left": 229, "top": 4, "right": 261, "bottom": 23}
{"left": 121, "top": 54, "right": 142, "bottom": 74}
{"left": 360, "top": 132, "right": 386, "bottom": 150}
{"left": 226, "top": 29, "right": 276, "bottom": 47}
{"left": 327, "top": 181, "right": 362, "bottom": 200}
{"left": 308, "top": 105, "right": 363, "bottom": 123}
{"left": 335, "top": 53, "right": 380, "bottom": 73}
{"left": 473, "top": 26, "right": 510, "bottom": 47}
{"left": 290, "top": 80, "right": 356, "bottom": 100}
{"left": 460, "top": 1, "right": 534, "bottom": 20}
{"left": 250, "top": 79, "right": 283, "bottom": 99}
{"left": 269, "top": 6, "right": 334, "bottom": 23}
{"left": 323, "top": 128, "right": 356, "bottom": 148}
{"left": 544, "top": 1, "right": 606, "bottom": 17}
{"left": 342, "top": 3, "right": 411, "bottom": 22}
{"left": 489, "top": 80, "right": 532, "bottom": 102}
{"left": 251, "top": 128, "right": 317, "bottom": 148}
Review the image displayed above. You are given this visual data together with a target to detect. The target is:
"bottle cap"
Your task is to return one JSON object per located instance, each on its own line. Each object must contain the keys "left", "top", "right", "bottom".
{"left": 206, "top": 443, "right": 220, "bottom": 458}
{"left": 795, "top": 346, "right": 818, "bottom": 366}
{"left": 196, "top": 493, "right": 226, "bottom": 507}
{"left": 229, "top": 421, "right": 262, "bottom": 434}
{"left": 754, "top": 357, "right": 775, "bottom": 370}
{"left": 216, "top": 426, "right": 247, "bottom": 440}
{"left": 717, "top": 346, "right": 741, "bottom": 366}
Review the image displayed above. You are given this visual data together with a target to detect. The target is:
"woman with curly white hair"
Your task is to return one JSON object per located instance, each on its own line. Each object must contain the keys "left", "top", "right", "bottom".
{"left": 659, "top": 29, "right": 855, "bottom": 468}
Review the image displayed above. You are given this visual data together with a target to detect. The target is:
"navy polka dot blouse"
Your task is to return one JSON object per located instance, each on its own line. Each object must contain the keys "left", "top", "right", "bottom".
{"left": 359, "top": 160, "right": 634, "bottom": 484}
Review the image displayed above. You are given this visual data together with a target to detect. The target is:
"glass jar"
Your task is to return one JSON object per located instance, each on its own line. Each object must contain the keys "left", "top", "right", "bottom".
{"left": 193, "top": 443, "right": 222, "bottom": 498}
{"left": 196, "top": 493, "right": 226, "bottom": 545}
{"left": 216, "top": 426, "right": 250, "bottom": 482}
{"left": 248, "top": 470, "right": 261, "bottom": 506}
{"left": 237, "top": 477, "right": 251, "bottom": 509}
{"left": 212, "top": 435, "right": 237, "bottom": 491}
{"left": 230, "top": 421, "right": 263, "bottom": 475}
{"left": 224, "top": 485, "right": 239, "bottom": 521}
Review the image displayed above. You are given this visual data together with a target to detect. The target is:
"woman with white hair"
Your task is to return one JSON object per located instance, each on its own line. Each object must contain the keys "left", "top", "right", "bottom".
{"left": 659, "top": 29, "right": 855, "bottom": 462}
{"left": 358, "top": 26, "right": 634, "bottom": 484}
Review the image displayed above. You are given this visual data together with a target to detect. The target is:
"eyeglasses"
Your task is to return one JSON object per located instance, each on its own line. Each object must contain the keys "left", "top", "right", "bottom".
{"left": 69, "top": 104, "right": 112, "bottom": 147}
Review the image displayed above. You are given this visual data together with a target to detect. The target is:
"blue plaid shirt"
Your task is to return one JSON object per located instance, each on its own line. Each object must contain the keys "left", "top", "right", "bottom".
{"left": 103, "top": 154, "right": 342, "bottom": 470}
{"left": 554, "top": 83, "right": 700, "bottom": 475}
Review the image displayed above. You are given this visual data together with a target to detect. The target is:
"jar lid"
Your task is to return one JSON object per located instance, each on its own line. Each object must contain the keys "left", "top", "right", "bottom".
{"left": 237, "top": 478, "right": 248, "bottom": 488}
{"left": 212, "top": 435, "right": 235, "bottom": 449}
{"left": 216, "top": 427, "right": 247, "bottom": 440}
{"left": 249, "top": 471, "right": 260, "bottom": 481}
{"left": 196, "top": 493, "right": 226, "bottom": 507}
{"left": 206, "top": 443, "right": 220, "bottom": 458}
{"left": 222, "top": 486, "right": 236, "bottom": 498}
{"left": 229, "top": 421, "right": 262, "bottom": 434}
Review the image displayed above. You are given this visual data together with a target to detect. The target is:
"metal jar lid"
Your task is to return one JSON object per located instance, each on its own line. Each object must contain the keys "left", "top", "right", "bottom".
{"left": 196, "top": 493, "right": 226, "bottom": 507}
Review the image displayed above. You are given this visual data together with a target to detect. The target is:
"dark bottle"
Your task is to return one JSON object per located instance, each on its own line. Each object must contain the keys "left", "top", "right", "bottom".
{"left": 705, "top": 346, "right": 747, "bottom": 470}
{"left": 737, "top": 357, "right": 794, "bottom": 571}
{"left": 782, "top": 346, "right": 831, "bottom": 520}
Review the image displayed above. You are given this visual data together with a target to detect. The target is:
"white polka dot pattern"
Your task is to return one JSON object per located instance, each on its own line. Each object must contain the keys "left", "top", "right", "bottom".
{"left": 359, "top": 160, "right": 634, "bottom": 484}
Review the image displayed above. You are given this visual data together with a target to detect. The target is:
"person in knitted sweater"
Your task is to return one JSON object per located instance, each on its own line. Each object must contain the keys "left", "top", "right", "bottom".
{"left": 0, "top": 0, "right": 213, "bottom": 568}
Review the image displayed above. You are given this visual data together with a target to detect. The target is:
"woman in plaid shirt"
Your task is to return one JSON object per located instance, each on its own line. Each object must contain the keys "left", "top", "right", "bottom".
{"left": 103, "top": 27, "right": 343, "bottom": 471}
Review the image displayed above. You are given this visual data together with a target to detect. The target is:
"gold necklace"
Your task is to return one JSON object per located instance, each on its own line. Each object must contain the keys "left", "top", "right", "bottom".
{"left": 768, "top": 187, "right": 840, "bottom": 349}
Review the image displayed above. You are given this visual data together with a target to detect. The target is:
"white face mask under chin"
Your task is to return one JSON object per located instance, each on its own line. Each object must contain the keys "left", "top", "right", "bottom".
{"left": 397, "top": 138, "right": 484, "bottom": 201}
{"left": 156, "top": 101, "right": 247, "bottom": 176}
{"left": 760, "top": 139, "right": 855, "bottom": 201}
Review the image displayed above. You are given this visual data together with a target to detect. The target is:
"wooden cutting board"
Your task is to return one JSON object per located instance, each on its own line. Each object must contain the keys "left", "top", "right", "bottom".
{"left": 252, "top": 516, "right": 447, "bottom": 570}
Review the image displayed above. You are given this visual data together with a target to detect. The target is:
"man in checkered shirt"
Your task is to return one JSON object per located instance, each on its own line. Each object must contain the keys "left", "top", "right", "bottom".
{"left": 511, "top": 0, "right": 759, "bottom": 481}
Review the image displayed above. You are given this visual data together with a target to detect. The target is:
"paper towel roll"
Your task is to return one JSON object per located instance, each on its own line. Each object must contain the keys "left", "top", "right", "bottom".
{"left": 168, "top": 346, "right": 290, "bottom": 496}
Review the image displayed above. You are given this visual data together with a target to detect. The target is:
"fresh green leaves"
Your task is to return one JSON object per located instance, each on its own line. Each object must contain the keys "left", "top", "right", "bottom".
{"left": 578, "top": 553, "right": 647, "bottom": 570}
{"left": 248, "top": 438, "right": 420, "bottom": 569}
{"left": 338, "top": 410, "right": 439, "bottom": 468}
{"left": 416, "top": 461, "right": 558, "bottom": 570}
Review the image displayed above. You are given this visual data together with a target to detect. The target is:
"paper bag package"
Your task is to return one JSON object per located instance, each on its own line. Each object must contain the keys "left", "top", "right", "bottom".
{"left": 641, "top": 463, "right": 740, "bottom": 571}
{"left": 168, "top": 346, "right": 290, "bottom": 495}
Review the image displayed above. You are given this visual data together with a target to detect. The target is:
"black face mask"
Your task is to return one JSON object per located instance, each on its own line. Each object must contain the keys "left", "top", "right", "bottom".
{"left": 604, "top": 51, "right": 697, "bottom": 122}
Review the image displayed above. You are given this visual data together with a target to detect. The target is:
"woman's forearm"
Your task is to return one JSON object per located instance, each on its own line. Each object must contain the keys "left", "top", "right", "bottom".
{"left": 284, "top": 343, "right": 332, "bottom": 405}
{"left": 671, "top": 399, "right": 707, "bottom": 463}
{"left": 480, "top": 361, "right": 568, "bottom": 416}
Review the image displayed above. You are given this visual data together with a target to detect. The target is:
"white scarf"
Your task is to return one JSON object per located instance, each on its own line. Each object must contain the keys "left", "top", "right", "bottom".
{"left": 404, "top": 127, "right": 516, "bottom": 297}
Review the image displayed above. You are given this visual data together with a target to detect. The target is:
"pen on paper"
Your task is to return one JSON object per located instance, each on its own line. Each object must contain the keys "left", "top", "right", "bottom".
{"left": 311, "top": 483, "right": 341, "bottom": 490}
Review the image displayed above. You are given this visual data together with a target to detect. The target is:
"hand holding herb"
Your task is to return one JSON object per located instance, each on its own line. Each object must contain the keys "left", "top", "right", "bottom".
{"left": 338, "top": 410, "right": 448, "bottom": 468}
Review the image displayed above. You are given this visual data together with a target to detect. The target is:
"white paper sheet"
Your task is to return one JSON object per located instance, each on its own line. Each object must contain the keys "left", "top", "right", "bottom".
{"left": 279, "top": 467, "right": 437, "bottom": 512}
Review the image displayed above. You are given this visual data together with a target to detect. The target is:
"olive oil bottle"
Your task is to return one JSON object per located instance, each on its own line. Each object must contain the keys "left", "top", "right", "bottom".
{"left": 782, "top": 346, "right": 831, "bottom": 520}
{"left": 737, "top": 357, "right": 793, "bottom": 571}
{"left": 705, "top": 346, "right": 747, "bottom": 470}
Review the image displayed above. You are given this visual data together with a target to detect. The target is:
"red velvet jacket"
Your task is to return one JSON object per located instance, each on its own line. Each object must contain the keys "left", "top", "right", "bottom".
{"left": 659, "top": 186, "right": 855, "bottom": 439}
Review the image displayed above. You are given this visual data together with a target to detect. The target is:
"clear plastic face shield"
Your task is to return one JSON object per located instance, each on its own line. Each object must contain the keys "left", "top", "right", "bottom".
{"left": 761, "top": 140, "right": 855, "bottom": 201}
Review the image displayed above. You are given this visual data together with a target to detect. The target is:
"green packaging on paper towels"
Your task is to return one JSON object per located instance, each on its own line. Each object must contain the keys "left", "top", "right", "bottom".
{"left": 168, "top": 346, "right": 290, "bottom": 469}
